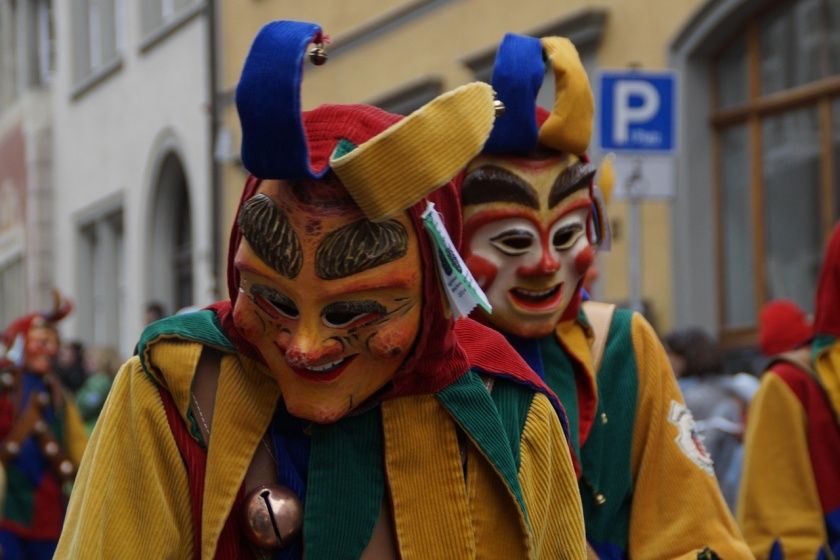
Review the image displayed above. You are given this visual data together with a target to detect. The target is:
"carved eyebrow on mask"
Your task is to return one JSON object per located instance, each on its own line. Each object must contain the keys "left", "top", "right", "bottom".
{"left": 315, "top": 219, "right": 408, "bottom": 280}
{"left": 237, "top": 193, "right": 303, "bottom": 279}
{"left": 461, "top": 166, "right": 540, "bottom": 209}
{"left": 548, "top": 162, "right": 596, "bottom": 209}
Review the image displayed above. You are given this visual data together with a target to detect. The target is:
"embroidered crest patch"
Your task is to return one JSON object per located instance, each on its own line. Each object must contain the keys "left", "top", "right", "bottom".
{"left": 667, "top": 400, "right": 714, "bottom": 476}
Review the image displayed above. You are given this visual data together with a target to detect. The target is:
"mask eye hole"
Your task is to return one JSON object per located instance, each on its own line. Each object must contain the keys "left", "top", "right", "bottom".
{"left": 552, "top": 225, "right": 584, "bottom": 251}
{"left": 249, "top": 284, "right": 299, "bottom": 320}
{"left": 322, "top": 301, "right": 387, "bottom": 329}
{"left": 490, "top": 229, "right": 535, "bottom": 256}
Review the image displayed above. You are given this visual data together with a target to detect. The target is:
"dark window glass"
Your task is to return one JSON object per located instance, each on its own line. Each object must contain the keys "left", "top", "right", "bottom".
{"left": 762, "top": 107, "right": 822, "bottom": 313}
{"left": 721, "top": 125, "right": 756, "bottom": 328}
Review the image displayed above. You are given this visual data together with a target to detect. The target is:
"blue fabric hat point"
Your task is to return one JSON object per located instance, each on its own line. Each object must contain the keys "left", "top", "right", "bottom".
{"left": 236, "top": 20, "right": 327, "bottom": 180}
{"left": 483, "top": 34, "right": 545, "bottom": 154}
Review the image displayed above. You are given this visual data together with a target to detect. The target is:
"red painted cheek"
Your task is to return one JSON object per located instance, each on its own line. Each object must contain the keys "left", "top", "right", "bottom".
{"left": 274, "top": 332, "right": 292, "bottom": 352}
{"left": 465, "top": 254, "right": 498, "bottom": 291}
{"left": 232, "top": 301, "right": 264, "bottom": 340}
{"left": 574, "top": 246, "right": 595, "bottom": 275}
{"left": 368, "top": 327, "right": 416, "bottom": 360}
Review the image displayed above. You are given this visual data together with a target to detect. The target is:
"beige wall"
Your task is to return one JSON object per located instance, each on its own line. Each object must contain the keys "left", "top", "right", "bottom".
{"left": 218, "top": 0, "right": 708, "bottom": 333}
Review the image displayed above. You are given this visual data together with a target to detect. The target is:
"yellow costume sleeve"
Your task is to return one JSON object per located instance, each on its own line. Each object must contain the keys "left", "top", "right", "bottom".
{"left": 55, "top": 357, "right": 193, "bottom": 560}
{"left": 62, "top": 395, "right": 88, "bottom": 466}
{"left": 627, "top": 314, "right": 751, "bottom": 559}
{"left": 519, "top": 392, "right": 587, "bottom": 559}
{"left": 737, "top": 371, "right": 826, "bottom": 559}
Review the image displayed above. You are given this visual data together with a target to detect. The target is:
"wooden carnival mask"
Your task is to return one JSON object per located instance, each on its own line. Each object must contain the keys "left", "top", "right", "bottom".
{"left": 24, "top": 323, "right": 60, "bottom": 376}
{"left": 232, "top": 178, "right": 423, "bottom": 423}
{"left": 462, "top": 153, "right": 596, "bottom": 338}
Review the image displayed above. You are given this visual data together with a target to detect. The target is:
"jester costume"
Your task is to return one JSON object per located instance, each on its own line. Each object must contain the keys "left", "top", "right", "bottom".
{"left": 56, "top": 21, "right": 586, "bottom": 559}
{"left": 460, "top": 33, "right": 751, "bottom": 559}
{"left": 0, "top": 296, "right": 87, "bottom": 560}
{"left": 738, "top": 222, "right": 840, "bottom": 559}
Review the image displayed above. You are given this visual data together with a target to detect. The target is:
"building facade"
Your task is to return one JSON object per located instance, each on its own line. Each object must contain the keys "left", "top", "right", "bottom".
{"left": 0, "top": 0, "right": 56, "bottom": 331}
{"left": 3, "top": 0, "right": 836, "bottom": 353}
{"left": 672, "top": 0, "right": 840, "bottom": 345}
{"left": 216, "top": 0, "right": 840, "bottom": 345}
{"left": 48, "top": 0, "right": 213, "bottom": 357}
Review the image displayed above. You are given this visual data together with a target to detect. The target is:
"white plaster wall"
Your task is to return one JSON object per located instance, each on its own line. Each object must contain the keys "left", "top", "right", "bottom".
{"left": 52, "top": 5, "right": 210, "bottom": 357}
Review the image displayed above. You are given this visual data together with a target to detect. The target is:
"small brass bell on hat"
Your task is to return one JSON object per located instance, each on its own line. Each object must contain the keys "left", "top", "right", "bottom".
{"left": 493, "top": 98, "right": 506, "bottom": 117}
{"left": 242, "top": 485, "right": 303, "bottom": 549}
{"left": 309, "top": 43, "right": 327, "bottom": 66}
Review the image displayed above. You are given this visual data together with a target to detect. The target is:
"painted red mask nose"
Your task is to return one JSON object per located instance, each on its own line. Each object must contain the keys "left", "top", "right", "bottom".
{"left": 517, "top": 247, "right": 561, "bottom": 277}
{"left": 284, "top": 338, "right": 343, "bottom": 368}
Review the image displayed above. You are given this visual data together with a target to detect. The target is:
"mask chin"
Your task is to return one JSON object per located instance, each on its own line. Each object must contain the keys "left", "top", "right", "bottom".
{"left": 477, "top": 306, "right": 561, "bottom": 339}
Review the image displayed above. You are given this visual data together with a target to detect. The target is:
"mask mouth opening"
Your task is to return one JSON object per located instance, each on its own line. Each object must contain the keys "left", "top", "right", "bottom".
{"left": 286, "top": 354, "right": 358, "bottom": 383}
{"left": 509, "top": 284, "right": 563, "bottom": 309}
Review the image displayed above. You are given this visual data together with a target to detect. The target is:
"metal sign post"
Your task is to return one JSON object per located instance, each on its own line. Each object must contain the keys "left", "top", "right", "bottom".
{"left": 598, "top": 69, "right": 678, "bottom": 315}
{"left": 625, "top": 159, "right": 644, "bottom": 313}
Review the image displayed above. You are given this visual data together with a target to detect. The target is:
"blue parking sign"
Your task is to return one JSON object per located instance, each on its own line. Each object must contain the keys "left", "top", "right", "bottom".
{"left": 599, "top": 71, "right": 676, "bottom": 153}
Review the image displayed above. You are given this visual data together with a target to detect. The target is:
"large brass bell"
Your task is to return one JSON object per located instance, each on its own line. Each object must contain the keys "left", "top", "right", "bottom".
{"left": 309, "top": 43, "right": 327, "bottom": 66}
{"left": 242, "top": 484, "right": 303, "bottom": 549}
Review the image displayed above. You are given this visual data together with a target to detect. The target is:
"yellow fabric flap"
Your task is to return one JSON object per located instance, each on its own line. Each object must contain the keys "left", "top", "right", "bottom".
{"left": 537, "top": 37, "right": 594, "bottom": 155}
{"left": 201, "top": 354, "right": 279, "bottom": 559}
{"left": 147, "top": 341, "right": 203, "bottom": 422}
{"left": 381, "top": 395, "right": 476, "bottom": 559}
{"left": 331, "top": 82, "right": 496, "bottom": 222}
{"left": 581, "top": 301, "right": 616, "bottom": 374}
{"left": 556, "top": 318, "right": 598, "bottom": 409}
{"left": 517, "top": 393, "right": 587, "bottom": 559}
{"left": 737, "top": 372, "right": 827, "bottom": 559}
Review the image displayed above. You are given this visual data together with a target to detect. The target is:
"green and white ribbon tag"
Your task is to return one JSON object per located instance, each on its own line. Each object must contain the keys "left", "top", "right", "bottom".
{"left": 422, "top": 202, "right": 492, "bottom": 318}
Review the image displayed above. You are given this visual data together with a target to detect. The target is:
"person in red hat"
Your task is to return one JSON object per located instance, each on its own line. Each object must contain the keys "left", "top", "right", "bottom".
{"left": 55, "top": 21, "right": 587, "bottom": 559}
{"left": 0, "top": 292, "right": 87, "bottom": 560}
{"left": 757, "top": 299, "right": 813, "bottom": 357}
{"left": 738, "top": 225, "right": 840, "bottom": 559}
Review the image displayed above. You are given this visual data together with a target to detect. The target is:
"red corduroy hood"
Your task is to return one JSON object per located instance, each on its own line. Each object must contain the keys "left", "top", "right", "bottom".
{"left": 815, "top": 222, "right": 840, "bottom": 339}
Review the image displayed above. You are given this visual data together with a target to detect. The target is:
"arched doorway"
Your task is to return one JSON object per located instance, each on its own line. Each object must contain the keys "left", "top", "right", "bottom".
{"left": 148, "top": 151, "right": 193, "bottom": 318}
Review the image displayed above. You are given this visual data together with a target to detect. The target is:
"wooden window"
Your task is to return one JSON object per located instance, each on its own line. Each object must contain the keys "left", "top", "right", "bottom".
{"left": 0, "top": 256, "right": 25, "bottom": 329}
{"left": 712, "top": 0, "right": 840, "bottom": 342}
{"left": 71, "top": 0, "right": 121, "bottom": 84}
{"left": 140, "top": 0, "right": 198, "bottom": 38}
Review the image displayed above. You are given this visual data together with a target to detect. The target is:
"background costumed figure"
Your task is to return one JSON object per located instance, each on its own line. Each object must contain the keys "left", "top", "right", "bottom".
{"left": 56, "top": 20, "right": 587, "bottom": 559}
{"left": 460, "top": 32, "right": 752, "bottom": 559}
{"left": 738, "top": 222, "right": 840, "bottom": 559}
{"left": 0, "top": 292, "right": 87, "bottom": 560}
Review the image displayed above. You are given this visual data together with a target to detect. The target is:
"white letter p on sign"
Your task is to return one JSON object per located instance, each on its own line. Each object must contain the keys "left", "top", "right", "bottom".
{"left": 614, "top": 80, "right": 659, "bottom": 144}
